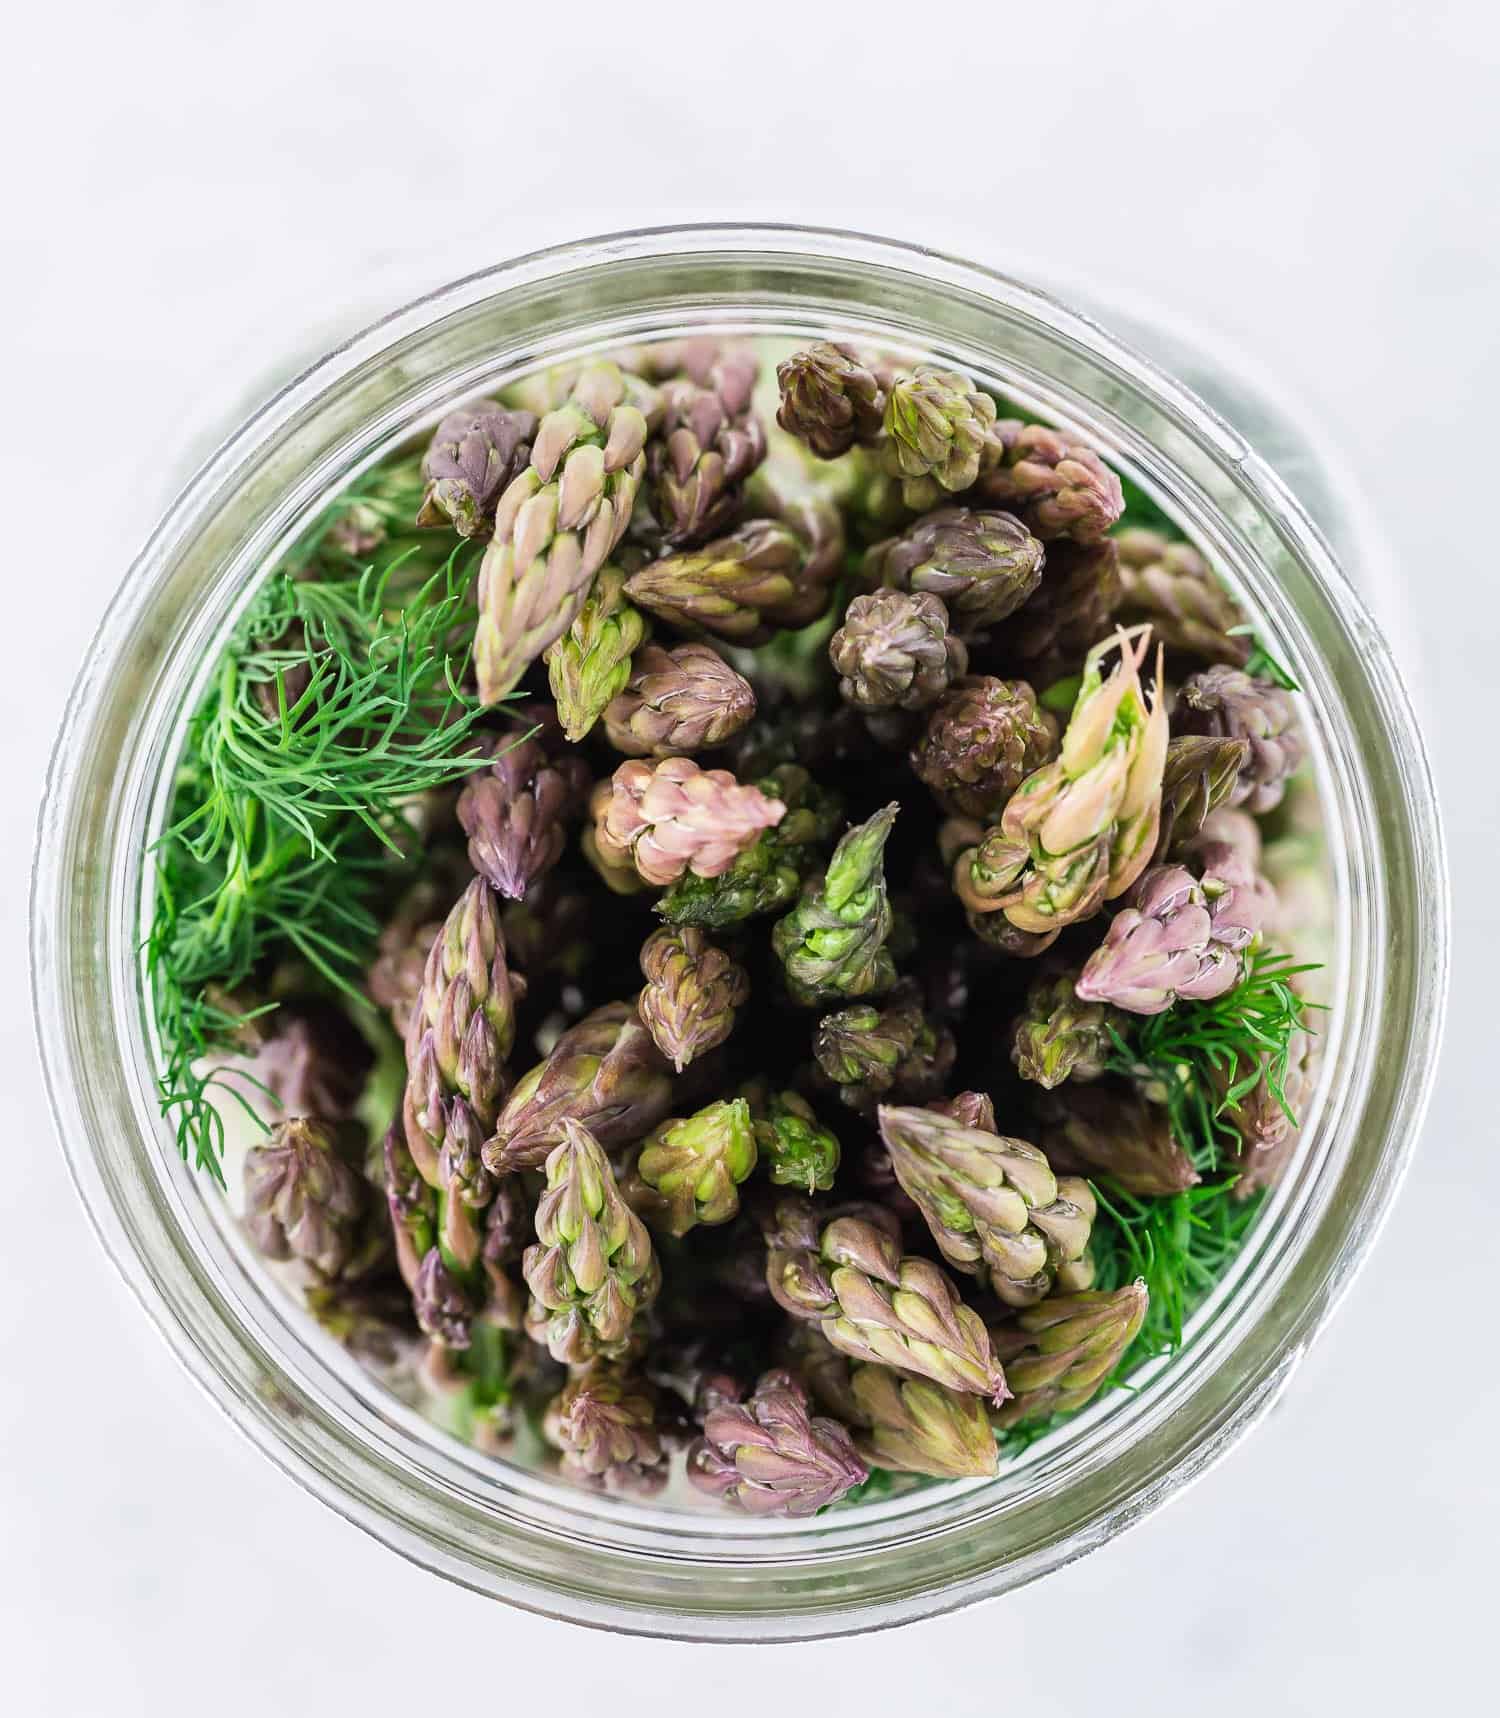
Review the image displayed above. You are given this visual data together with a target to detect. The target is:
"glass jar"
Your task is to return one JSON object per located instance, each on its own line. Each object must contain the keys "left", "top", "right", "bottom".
{"left": 31, "top": 225, "right": 1448, "bottom": 1640}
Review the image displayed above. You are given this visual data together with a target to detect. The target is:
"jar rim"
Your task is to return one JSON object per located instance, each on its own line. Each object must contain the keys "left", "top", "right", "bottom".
{"left": 30, "top": 222, "right": 1449, "bottom": 1639}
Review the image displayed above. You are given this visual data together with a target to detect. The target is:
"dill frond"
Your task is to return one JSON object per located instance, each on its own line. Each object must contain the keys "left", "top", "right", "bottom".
{"left": 1106, "top": 946, "right": 1321, "bottom": 1173}
{"left": 146, "top": 495, "right": 509, "bottom": 1181}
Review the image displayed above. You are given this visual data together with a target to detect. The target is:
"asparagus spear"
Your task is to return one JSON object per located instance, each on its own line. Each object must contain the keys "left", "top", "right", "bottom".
{"left": 772, "top": 805, "right": 900, "bottom": 1005}
{"left": 636, "top": 924, "right": 750, "bottom": 1071}
{"left": 592, "top": 756, "right": 787, "bottom": 888}
{"left": 952, "top": 626, "right": 1167, "bottom": 934}
{"left": 688, "top": 1369, "right": 868, "bottom": 1516}
{"left": 911, "top": 676, "right": 1058, "bottom": 818}
{"left": 522, "top": 1118, "right": 661, "bottom": 1364}
{"left": 988, "top": 1282, "right": 1149, "bottom": 1426}
{"left": 876, "top": 1105, "right": 1096, "bottom": 1307}
{"left": 603, "top": 642, "right": 756, "bottom": 757}
{"left": 766, "top": 1204, "right": 1008, "bottom": 1400}
{"left": 475, "top": 362, "right": 658, "bottom": 701}
{"left": 829, "top": 591, "right": 967, "bottom": 712}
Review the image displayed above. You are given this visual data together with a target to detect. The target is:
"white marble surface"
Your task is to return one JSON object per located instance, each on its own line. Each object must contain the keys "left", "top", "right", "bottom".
{"left": 4, "top": 2, "right": 1496, "bottom": 1709}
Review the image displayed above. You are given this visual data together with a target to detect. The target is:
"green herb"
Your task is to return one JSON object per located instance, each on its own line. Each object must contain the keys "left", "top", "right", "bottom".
{"left": 173, "top": 546, "right": 490, "bottom": 863}
{"left": 147, "top": 515, "right": 503, "bottom": 1182}
{"left": 1106, "top": 947, "right": 1321, "bottom": 1172}
{"left": 1090, "top": 1180, "right": 1262, "bottom": 1358}
{"left": 1228, "top": 624, "right": 1302, "bottom": 692}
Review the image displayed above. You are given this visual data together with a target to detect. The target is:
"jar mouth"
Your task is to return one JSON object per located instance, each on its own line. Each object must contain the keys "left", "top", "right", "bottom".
{"left": 31, "top": 223, "right": 1449, "bottom": 1639}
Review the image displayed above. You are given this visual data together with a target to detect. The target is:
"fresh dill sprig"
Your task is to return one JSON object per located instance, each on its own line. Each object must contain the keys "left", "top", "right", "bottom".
{"left": 147, "top": 796, "right": 406, "bottom": 1182}
{"left": 170, "top": 543, "right": 491, "bottom": 864}
{"left": 1090, "top": 1180, "right": 1262, "bottom": 1357}
{"left": 146, "top": 503, "right": 508, "bottom": 1182}
{"left": 1106, "top": 946, "right": 1321, "bottom": 1173}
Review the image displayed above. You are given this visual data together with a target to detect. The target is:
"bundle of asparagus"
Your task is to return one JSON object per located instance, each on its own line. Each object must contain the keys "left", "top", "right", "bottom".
{"left": 152, "top": 332, "right": 1319, "bottom": 1518}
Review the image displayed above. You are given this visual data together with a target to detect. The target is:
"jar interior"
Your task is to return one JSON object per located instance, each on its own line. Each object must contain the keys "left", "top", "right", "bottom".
{"left": 145, "top": 316, "right": 1343, "bottom": 1517}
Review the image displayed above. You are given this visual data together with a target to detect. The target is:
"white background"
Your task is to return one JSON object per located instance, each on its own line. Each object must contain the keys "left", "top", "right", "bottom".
{"left": 5, "top": 2, "right": 1497, "bottom": 1711}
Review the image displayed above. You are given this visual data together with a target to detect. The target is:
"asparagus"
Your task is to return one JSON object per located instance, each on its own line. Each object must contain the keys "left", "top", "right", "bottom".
{"left": 416, "top": 401, "right": 537, "bottom": 538}
{"left": 829, "top": 590, "right": 968, "bottom": 712}
{"left": 458, "top": 730, "right": 591, "bottom": 900}
{"left": 864, "top": 506, "right": 1045, "bottom": 633}
{"left": 881, "top": 365, "right": 1002, "bottom": 510}
{"left": 989, "top": 1282, "right": 1149, "bottom": 1426}
{"left": 929, "top": 1090, "right": 997, "bottom": 1130}
{"left": 767, "top": 1205, "right": 1007, "bottom": 1399}
{"left": 624, "top": 519, "right": 825, "bottom": 644}
{"left": 544, "top": 1362, "right": 664, "bottom": 1482}
{"left": 975, "top": 421, "right": 1125, "bottom": 543}
{"left": 1176, "top": 665, "right": 1305, "bottom": 814}
{"left": 656, "top": 763, "right": 841, "bottom": 928}
{"left": 1114, "top": 527, "right": 1250, "bottom": 665}
{"left": 475, "top": 362, "right": 658, "bottom": 702}
{"left": 772, "top": 804, "right": 900, "bottom": 1005}
{"left": 687, "top": 1369, "right": 868, "bottom": 1516}
{"left": 1000, "top": 537, "right": 1123, "bottom": 681}
{"left": 413, "top": 1249, "right": 481, "bottom": 1348}
{"left": 647, "top": 349, "right": 766, "bottom": 545}
{"left": 937, "top": 819, "right": 1060, "bottom": 958}
{"left": 953, "top": 627, "right": 1167, "bottom": 934}
{"left": 911, "top": 676, "right": 1059, "bottom": 817}
{"left": 522, "top": 1118, "right": 661, "bottom": 1364}
{"left": 229, "top": 1003, "right": 373, "bottom": 1122}
{"left": 483, "top": 1001, "right": 675, "bottom": 1175}
{"left": 401, "top": 880, "right": 525, "bottom": 1269}
{"left": 244, "top": 1117, "right": 366, "bottom": 1279}
{"left": 814, "top": 980, "right": 955, "bottom": 1114}
{"left": 1223, "top": 1026, "right": 1316, "bottom": 1198}
{"left": 592, "top": 756, "right": 787, "bottom": 887}
{"left": 603, "top": 642, "right": 756, "bottom": 757}
{"left": 1153, "top": 734, "right": 1252, "bottom": 863}
{"left": 745, "top": 1086, "right": 841, "bottom": 1193}
{"left": 1011, "top": 968, "right": 1119, "bottom": 1089}
{"left": 544, "top": 564, "right": 649, "bottom": 742}
{"left": 1190, "top": 805, "right": 1263, "bottom": 873}
{"left": 1075, "top": 858, "right": 1266, "bottom": 1014}
{"left": 636, "top": 924, "right": 750, "bottom": 1071}
{"left": 1036, "top": 1083, "right": 1200, "bottom": 1196}
{"left": 384, "top": 1112, "right": 482, "bottom": 1347}
{"left": 174, "top": 340, "right": 1320, "bottom": 1520}
{"left": 850, "top": 1364, "right": 999, "bottom": 1478}
{"left": 627, "top": 1098, "right": 758, "bottom": 1236}
{"left": 876, "top": 1105, "right": 1096, "bottom": 1307}
{"left": 775, "top": 341, "right": 887, "bottom": 458}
